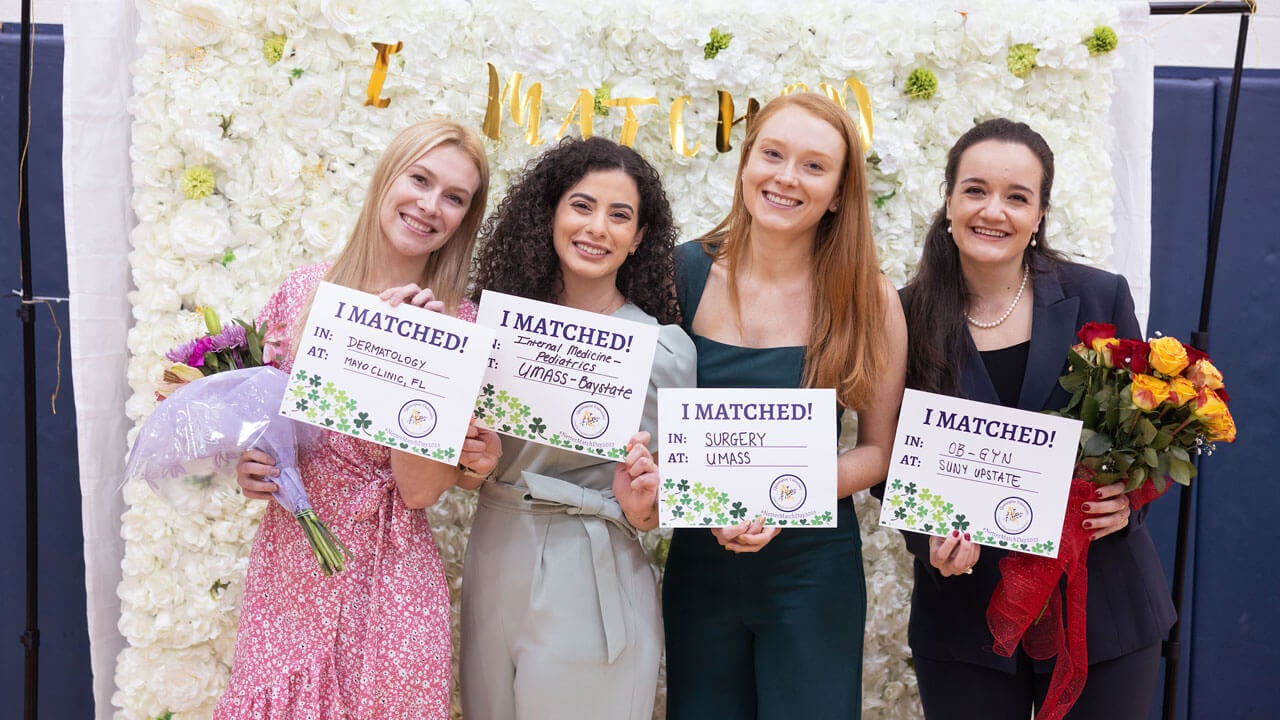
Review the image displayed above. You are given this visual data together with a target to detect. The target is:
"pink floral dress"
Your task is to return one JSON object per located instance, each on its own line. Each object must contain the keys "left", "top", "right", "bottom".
{"left": 214, "top": 265, "right": 451, "bottom": 719}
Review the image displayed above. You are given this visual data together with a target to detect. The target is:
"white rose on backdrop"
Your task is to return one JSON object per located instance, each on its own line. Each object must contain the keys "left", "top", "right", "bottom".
{"left": 150, "top": 646, "right": 228, "bottom": 712}
{"left": 169, "top": 201, "right": 233, "bottom": 262}
{"left": 164, "top": 0, "right": 232, "bottom": 48}
{"left": 177, "top": 264, "right": 239, "bottom": 311}
{"left": 507, "top": 17, "right": 575, "bottom": 76}
{"left": 960, "top": 9, "right": 1012, "bottom": 59}
{"left": 299, "top": 203, "right": 353, "bottom": 254}
{"left": 253, "top": 143, "right": 305, "bottom": 202}
{"left": 285, "top": 74, "right": 340, "bottom": 130}
{"left": 319, "top": 0, "right": 373, "bottom": 35}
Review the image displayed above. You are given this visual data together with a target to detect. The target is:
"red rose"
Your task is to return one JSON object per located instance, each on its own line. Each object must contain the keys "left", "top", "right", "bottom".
{"left": 1077, "top": 322, "right": 1116, "bottom": 348}
{"left": 1111, "top": 338, "right": 1151, "bottom": 374}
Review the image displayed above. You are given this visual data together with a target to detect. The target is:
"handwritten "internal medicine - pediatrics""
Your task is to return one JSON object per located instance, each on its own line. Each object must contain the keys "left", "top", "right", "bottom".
{"left": 334, "top": 300, "right": 468, "bottom": 353}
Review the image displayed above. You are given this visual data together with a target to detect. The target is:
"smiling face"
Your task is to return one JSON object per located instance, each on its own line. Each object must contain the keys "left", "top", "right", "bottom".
{"left": 552, "top": 168, "right": 644, "bottom": 293}
{"left": 740, "top": 105, "right": 846, "bottom": 246}
{"left": 378, "top": 143, "right": 481, "bottom": 267}
{"left": 945, "top": 139, "right": 1046, "bottom": 273}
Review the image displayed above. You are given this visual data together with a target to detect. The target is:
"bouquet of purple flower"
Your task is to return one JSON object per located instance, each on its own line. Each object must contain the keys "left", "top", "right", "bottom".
{"left": 132, "top": 309, "right": 350, "bottom": 575}
{"left": 156, "top": 307, "right": 288, "bottom": 399}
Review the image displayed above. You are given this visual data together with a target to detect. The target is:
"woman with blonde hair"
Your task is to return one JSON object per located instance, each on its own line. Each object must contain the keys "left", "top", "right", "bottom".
{"left": 663, "top": 92, "right": 908, "bottom": 719}
{"left": 223, "top": 118, "right": 501, "bottom": 719}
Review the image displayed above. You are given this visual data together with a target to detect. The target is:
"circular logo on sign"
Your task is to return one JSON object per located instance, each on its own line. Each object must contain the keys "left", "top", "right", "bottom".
{"left": 570, "top": 400, "right": 610, "bottom": 439}
{"left": 397, "top": 399, "right": 438, "bottom": 438}
{"left": 994, "top": 497, "right": 1033, "bottom": 535}
{"left": 769, "top": 474, "right": 807, "bottom": 513}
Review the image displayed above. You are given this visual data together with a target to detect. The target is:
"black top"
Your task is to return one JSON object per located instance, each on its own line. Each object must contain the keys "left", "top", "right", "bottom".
{"left": 979, "top": 340, "right": 1030, "bottom": 408}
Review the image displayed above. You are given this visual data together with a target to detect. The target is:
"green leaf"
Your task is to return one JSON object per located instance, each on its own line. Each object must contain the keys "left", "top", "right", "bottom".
{"left": 1082, "top": 431, "right": 1113, "bottom": 458}
{"left": 1168, "top": 457, "right": 1196, "bottom": 485}
{"left": 1141, "top": 447, "right": 1159, "bottom": 467}
{"left": 1135, "top": 417, "right": 1158, "bottom": 445}
{"left": 1150, "top": 429, "right": 1173, "bottom": 451}
{"left": 1125, "top": 465, "right": 1148, "bottom": 492}
{"left": 1081, "top": 394, "right": 1100, "bottom": 428}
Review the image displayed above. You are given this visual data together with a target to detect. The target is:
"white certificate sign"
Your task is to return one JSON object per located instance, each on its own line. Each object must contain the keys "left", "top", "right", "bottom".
{"left": 878, "top": 389, "right": 1083, "bottom": 558}
{"left": 658, "top": 388, "right": 838, "bottom": 528}
{"left": 280, "top": 282, "right": 495, "bottom": 465}
{"left": 474, "top": 290, "right": 660, "bottom": 460}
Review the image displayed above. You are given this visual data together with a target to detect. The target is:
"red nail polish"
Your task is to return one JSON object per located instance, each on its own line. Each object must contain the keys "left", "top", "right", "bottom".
{"left": 1082, "top": 503, "right": 1092, "bottom": 512}
{"left": 963, "top": 532, "right": 971, "bottom": 541}
{"left": 1096, "top": 489, "right": 1105, "bottom": 498}
{"left": 952, "top": 530, "right": 960, "bottom": 538}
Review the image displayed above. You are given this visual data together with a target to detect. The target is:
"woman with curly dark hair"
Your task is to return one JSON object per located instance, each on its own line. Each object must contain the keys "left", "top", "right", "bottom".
{"left": 458, "top": 136, "right": 695, "bottom": 720}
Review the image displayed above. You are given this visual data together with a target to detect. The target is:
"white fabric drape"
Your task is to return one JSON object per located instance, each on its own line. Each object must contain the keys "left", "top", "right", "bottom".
{"left": 1111, "top": 0, "right": 1155, "bottom": 333}
{"left": 63, "top": 1, "right": 137, "bottom": 717}
{"left": 62, "top": 2, "right": 1154, "bottom": 717}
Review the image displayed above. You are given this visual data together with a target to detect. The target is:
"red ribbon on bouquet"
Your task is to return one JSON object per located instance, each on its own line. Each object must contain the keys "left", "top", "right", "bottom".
{"left": 985, "top": 464, "right": 1169, "bottom": 720}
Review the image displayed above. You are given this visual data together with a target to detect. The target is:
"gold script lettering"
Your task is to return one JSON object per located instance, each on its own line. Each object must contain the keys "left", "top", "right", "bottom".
{"left": 364, "top": 41, "right": 403, "bottom": 108}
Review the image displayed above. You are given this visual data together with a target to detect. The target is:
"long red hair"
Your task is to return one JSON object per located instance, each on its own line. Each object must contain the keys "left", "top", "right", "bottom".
{"left": 698, "top": 93, "right": 887, "bottom": 410}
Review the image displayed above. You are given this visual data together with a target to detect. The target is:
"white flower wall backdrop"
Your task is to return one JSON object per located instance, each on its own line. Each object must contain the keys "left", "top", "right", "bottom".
{"left": 119, "top": 0, "right": 1121, "bottom": 717}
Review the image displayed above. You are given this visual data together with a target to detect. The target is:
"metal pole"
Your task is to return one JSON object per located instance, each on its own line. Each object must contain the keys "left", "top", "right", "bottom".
{"left": 16, "top": 1, "right": 41, "bottom": 719}
{"left": 1147, "top": 4, "right": 1252, "bottom": 719}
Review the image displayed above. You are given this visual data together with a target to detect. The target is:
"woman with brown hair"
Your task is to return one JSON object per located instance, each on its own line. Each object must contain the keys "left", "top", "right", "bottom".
{"left": 897, "top": 117, "right": 1172, "bottom": 720}
{"left": 663, "top": 92, "right": 908, "bottom": 719}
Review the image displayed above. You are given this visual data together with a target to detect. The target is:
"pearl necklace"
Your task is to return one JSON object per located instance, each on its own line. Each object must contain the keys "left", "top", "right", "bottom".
{"left": 965, "top": 265, "right": 1029, "bottom": 329}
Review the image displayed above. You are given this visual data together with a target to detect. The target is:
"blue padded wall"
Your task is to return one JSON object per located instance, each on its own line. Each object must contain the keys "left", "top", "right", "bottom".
{"left": 1146, "top": 67, "right": 1280, "bottom": 720}
{"left": 0, "top": 23, "right": 92, "bottom": 719}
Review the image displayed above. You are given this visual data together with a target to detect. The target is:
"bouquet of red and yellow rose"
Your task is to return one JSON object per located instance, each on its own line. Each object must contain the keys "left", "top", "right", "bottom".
{"left": 987, "top": 322, "right": 1235, "bottom": 720}
{"left": 1059, "top": 322, "right": 1235, "bottom": 499}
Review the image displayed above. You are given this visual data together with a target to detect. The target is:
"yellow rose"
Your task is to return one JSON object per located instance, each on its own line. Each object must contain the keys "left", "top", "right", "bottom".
{"left": 1206, "top": 412, "right": 1237, "bottom": 443}
{"left": 1094, "top": 338, "right": 1119, "bottom": 368}
{"left": 1130, "top": 373, "right": 1170, "bottom": 411}
{"left": 1186, "top": 358, "right": 1224, "bottom": 390}
{"left": 1149, "top": 336, "right": 1190, "bottom": 376}
{"left": 1192, "top": 387, "right": 1228, "bottom": 420}
{"left": 1167, "top": 377, "right": 1197, "bottom": 406}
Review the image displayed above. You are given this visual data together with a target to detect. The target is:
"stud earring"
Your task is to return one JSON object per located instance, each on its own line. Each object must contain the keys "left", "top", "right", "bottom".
{"left": 946, "top": 224, "right": 953, "bottom": 235}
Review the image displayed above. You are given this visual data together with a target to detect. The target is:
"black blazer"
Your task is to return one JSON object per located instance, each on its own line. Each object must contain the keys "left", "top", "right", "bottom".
{"left": 899, "top": 261, "right": 1177, "bottom": 671}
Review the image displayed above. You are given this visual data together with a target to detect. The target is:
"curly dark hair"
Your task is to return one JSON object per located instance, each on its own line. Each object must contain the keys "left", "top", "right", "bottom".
{"left": 471, "top": 136, "right": 681, "bottom": 324}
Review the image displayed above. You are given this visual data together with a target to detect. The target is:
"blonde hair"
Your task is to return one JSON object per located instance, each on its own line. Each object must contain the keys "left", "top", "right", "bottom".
{"left": 699, "top": 93, "right": 888, "bottom": 409}
{"left": 325, "top": 119, "right": 490, "bottom": 313}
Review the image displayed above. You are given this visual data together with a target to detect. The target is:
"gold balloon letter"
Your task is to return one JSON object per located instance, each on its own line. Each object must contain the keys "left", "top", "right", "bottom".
{"left": 483, "top": 63, "right": 503, "bottom": 140}
{"left": 364, "top": 41, "right": 402, "bottom": 108}
{"left": 604, "top": 97, "right": 659, "bottom": 147}
{"left": 716, "top": 91, "right": 759, "bottom": 154}
{"left": 668, "top": 96, "right": 701, "bottom": 158}
{"left": 557, "top": 89, "right": 595, "bottom": 139}
{"left": 482, "top": 63, "right": 546, "bottom": 146}
{"left": 819, "top": 78, "right": 874, "bottom": 152}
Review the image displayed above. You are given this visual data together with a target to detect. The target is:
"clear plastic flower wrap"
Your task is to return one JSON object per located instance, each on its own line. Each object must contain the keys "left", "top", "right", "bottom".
{"left": 125, "top": 366, "right": 351, "bottom": 574}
